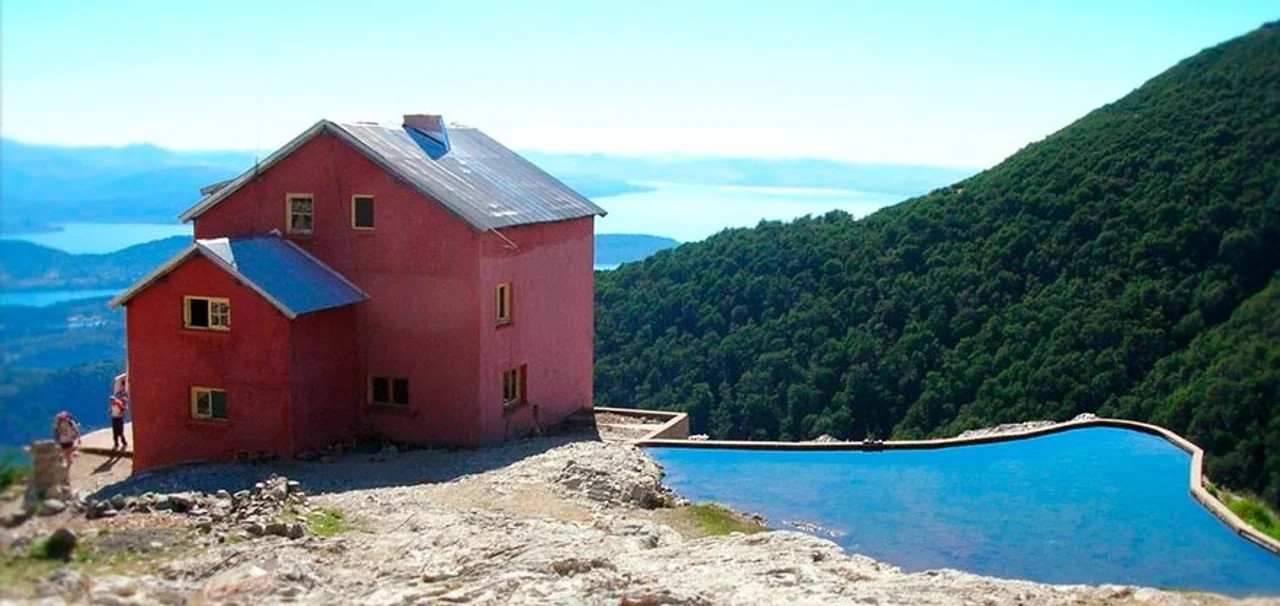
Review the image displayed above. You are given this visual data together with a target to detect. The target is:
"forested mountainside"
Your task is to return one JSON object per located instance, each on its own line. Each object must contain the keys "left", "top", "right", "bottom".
{"left": 0, "top": 361, "right": 122, "bottom": 448}
{"left": 595, "top": 24, "right": 1280, "bottom": 500}
{"left": 1108, "top": 273, "right": 1280, "bottom": 503}
{"left": 0, "top": 236, "right": 189, "bottom": 290}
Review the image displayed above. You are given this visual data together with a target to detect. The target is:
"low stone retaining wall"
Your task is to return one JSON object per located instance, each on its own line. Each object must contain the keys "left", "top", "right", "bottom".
{"left": 593, "top": 406, "right": 690, "bottom": 441}
{"left": 638, "top": 417, "right": 1280, "bottom": 558}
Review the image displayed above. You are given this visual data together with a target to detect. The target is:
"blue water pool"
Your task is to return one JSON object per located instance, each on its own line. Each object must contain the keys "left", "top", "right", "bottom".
{"left": 648, "top": 428, "right": 1280, "bottom": 596}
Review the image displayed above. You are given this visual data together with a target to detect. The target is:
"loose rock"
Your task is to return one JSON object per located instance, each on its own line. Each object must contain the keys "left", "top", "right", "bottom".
{"left": 44, "top": 527, "right": 78, "bottom": 560}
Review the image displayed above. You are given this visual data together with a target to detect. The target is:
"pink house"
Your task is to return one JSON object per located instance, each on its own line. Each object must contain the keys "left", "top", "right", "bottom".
{"left": 111, "top": 115, "right": 605, "bottom": 470}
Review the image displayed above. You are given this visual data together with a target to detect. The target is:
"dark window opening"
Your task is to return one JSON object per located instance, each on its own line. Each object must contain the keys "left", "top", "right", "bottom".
{"left": 371, "top": 376, "right": 409, "bottom": 406}
{"left": 188, "top": 298, "right": 209, "bottom": 327}
{"left": 353, "top": 196, "right": 375, "bottom": 229}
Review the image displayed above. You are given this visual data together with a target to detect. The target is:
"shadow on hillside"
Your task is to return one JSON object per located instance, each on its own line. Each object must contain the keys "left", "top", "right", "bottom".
{"left": 89, "top": 425, "right": 606, "bottom": 500}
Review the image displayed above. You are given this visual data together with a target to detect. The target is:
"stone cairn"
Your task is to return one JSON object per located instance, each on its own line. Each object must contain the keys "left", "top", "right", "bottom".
{"left": 24, "top": 440, "right": 73, "bottom": 515}
{"left": 85, "top": 475, "right": 311, "bottom": 540}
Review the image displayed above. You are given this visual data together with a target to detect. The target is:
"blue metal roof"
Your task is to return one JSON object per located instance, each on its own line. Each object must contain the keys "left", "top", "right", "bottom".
{"left": 181, "top": 119, "right": 608, "bottom": 231}
{"left": 110, "top": 235, "right": 368, "bottom": 319}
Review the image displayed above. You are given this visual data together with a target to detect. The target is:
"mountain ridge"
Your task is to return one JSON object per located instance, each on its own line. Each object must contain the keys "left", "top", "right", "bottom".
{"left": 594, "top": 23, "right": 1280, "bottom": 502}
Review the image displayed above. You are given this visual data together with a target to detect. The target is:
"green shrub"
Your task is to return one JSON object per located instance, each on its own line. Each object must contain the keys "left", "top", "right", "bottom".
{"left": 0, "top": 455, "right": 30, "bottom": 492}
{"left": 1225, "top": 494, "right": 1280, "bottom": 542}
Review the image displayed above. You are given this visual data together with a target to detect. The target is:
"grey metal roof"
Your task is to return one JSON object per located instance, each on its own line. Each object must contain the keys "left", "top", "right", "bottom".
{"left": 110, "top": 235, "right": 368, "bottom": 319}
{"left": 180, "top": 120, "right": 607, "bottom": 231}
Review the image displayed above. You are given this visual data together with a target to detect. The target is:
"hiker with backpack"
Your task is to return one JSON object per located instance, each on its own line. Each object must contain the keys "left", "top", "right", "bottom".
{"left": 109, "top": 372, "right": 129, "bottom": 450}
{"left": 52, "top": 411, "right": 82, "bottom": 469}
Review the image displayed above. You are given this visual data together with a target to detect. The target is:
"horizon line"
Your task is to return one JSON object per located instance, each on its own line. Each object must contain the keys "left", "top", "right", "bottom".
{"left": 0, "top": 135, "right": 986, "bottom": 172}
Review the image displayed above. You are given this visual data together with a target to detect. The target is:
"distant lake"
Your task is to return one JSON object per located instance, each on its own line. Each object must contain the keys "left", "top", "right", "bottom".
{"left": 0, "top": 222, "right": 192, "bottom": 254}
{"left": 0, "top": 183, "right": 903, "bottom": 256}
{"left": 0, "top": 181, "right": 900, "bottom": 304}
{"left": 0, "top": 289, "right": 119, "bottom": 307}
{"left": 595, "top": 181, "right": 903, "bottom": 242}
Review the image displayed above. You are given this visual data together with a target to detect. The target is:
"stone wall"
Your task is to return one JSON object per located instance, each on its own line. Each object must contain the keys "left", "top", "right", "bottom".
{"left": 25, "top": 440, "right": 72, "bottom": 505}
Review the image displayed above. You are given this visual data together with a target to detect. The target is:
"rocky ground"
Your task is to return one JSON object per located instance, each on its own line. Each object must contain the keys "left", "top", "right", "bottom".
{"left": 955, "top": 413, "right": 1099, "bottom": 439}
{"left": 2, "top": 432, "right": 1275, "bottom": 605}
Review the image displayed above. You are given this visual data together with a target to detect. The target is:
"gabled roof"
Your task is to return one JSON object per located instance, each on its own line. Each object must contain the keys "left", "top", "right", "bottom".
{"left": 179, "top": 120, "right": 608, "bottom": 231}
{"left": 109, "top": 235, "right": 369, "bottom": 319}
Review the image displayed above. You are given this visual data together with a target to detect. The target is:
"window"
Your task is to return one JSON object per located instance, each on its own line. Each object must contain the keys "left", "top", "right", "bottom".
{"left": 287, "top": 194, "right": 314, "bottom": 234}
{"left": 496, "top": 283, "right": 512, "bottom": 325}
{"left": 352, "top": 195, "right": 375, "bottom": 229}
{"left": 184, "top": 296, "right": 230, "bottom": 330}
{"left": 191, "top": 387, "right": 228, "bottom": 420}
{"left": 502, "top": 365, "right": 526, "bottom": 407}
{"left": 369, "top": 376, "right": 409, "bottom": 406}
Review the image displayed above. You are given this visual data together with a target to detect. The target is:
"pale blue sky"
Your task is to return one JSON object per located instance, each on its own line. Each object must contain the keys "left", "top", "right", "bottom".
{"left": 1, "top": 1, "right": 1274, "bottom": 167}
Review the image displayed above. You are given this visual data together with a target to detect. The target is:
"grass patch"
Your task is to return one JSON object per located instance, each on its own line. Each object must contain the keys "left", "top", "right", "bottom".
{"left": 1207, "top": 483, "right": 1280, "bottom": 542}
{"left": 1, "top": 529, "right": 187, "bottom": 593}
{"left": 306, "top": 508, "right": 350, "bottom": 537}
{"left": 683, "top": 502, "right": 765, "bottom": 537}
{"left": 25, "top": 538, "right": 61, "bottom": 561}
{"left": 280, "top": 505, "right": 351, "bottom": 537}
{"left": 0, "top": 454, "right": 29, "bottom": 493}
{"left": 0, "top": 551, "right": 64, "bottom": 589}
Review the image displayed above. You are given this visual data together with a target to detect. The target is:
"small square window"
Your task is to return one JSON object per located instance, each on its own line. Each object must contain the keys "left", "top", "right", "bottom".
{"left": 352, "top": 195, "right": 375, "bottom": 229}
{"left": 496, "top": 283, "right": 512, "bottom": 325}
{"left": 191, "top": 387, "right": 228, "bottom": 420}
{"left": 370, "top": 376, "right": 409, "bottom": 406}
{"left": 184, "top": 296, "right": 230, "bottom": 330}
{"left": 287, "top": 194, "right": 314, "bottom": 234}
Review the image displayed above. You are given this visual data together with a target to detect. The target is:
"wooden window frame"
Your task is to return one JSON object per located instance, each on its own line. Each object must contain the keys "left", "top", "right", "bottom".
{"left": 496, "top": 283, "right": 512, "bottom": 326}
{"left": 351, "top": 195, "right": 375, "bottom": 230}
{"left": 368, "top": 375, "right": 409, "bottom": 406}
{"left": 190, "top": 386, "right": 228, "bottom": 420}
{"left": 285, "top": 193, "right": 315, "bottom": 235}
{"left": 502, "top": 365, "right": 526, "bottom": 408}
{"left": 183, "top": 296, "right": 231, "bottom": 331}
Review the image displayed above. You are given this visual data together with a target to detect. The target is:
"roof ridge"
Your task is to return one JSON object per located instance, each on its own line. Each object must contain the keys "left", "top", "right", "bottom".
{"left": 180, "top": 118, "right": 606, "bottom": 230}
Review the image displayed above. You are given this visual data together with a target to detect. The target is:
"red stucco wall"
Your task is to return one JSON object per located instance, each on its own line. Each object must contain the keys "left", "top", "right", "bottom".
{"left": 125, "top": 256, "right": 293, "bottom": 470}
{"left": 476, "top": 217, "right": 596, "bottom": 443}
{"left": 194, "top": 132, "right": 484, "bottom": 446}
{"left": 289, "top": 305, "right": 362, "bottom": 452}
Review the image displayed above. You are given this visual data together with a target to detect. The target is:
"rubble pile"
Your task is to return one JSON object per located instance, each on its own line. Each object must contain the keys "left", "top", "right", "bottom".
{"left": 85, "top": 475, "right": 311, "bottom": 540}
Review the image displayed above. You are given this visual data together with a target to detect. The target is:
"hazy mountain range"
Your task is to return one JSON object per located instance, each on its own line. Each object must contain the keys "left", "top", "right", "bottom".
{"left": 0, "top": 138, "right": 973, "bottom": 233}
{"left": 0, "top": 234, "right": 679, "bottom": 292}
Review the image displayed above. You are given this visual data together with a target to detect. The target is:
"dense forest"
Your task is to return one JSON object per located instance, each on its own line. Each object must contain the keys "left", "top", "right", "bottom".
{"left": 595, "top": 24, "right": 1280, "bottom": 501}
{"left": 0, "top": 361, "right": 123, "bottom": 448}
{"left": 1108, "top": 275, "right": 1280, "bottom": 503}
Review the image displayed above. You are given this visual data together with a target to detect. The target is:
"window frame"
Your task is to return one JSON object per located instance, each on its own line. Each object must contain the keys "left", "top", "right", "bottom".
{"left": 496, "top": 283, "right": 512, "bottom": 325}
{"left": 368, "top": 375, "right": 410, "bottom": 406}
{"left": 190, "top": 386, "right": 228, "bottom": 420}
{"left": 285, "top": 193, "right": 315, "bottom": 235}
{"left": 183, "top": 296, "right": 231, "bottom": 331}
{"left": 502, "top": 365, "right": 526, "bottom": 408}
{"left": 351, "top": 194, "right": 375, "bottom": 230}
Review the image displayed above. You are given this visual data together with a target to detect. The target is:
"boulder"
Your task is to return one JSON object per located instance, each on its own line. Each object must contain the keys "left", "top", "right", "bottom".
{"left": 44, "top": 527, "right": 78, "bottom": 560}
{"left": 40, "top": 499, "right": 67, "bottom": 516}
{"left": 169, "top": 493, "right": 194, "bottom": 513}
